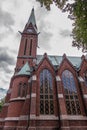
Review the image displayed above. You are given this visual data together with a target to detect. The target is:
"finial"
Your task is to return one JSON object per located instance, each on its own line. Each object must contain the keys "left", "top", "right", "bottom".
{"left": 63, "top": 53, "right": 66, "bottom": 59}
{"left": 44, "top": 53, "right": 47, "bottom": 58}
{"left": 81, "top": 55, "right": 85, "bottom": 60}
{"left": 32, "top": 7, "right": 34, "bottom": 11}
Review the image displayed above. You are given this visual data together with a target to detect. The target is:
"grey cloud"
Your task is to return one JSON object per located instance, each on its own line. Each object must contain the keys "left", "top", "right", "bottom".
{"left": 0, "top": 62, "right": 12, "bottom": 74}
{"left": 12, "top": 0, "right": 21, "bottom": 8}
{"left": 0, "top": 3, "right": 15, "bottom": 41}
{"left": 0, "top": 0, "right": 15, "bottom": 72}
{"left": 0, "top": 33, "right": 5, "bottom": 41}
{"left": 0, "top": 47, "right": 15, "bottom": 65}
{"left": 15, "top": 32, "right": 21, "bottom": 42}
{"left": 0, "top": 28, "right": 13, "bottom": 42}
{"left": 2, "top": 79, "right": 9, "bottom": 84}
{"left": 0, "top": 47, "right": 15, "bottom": 73}
{"left": 0, "top": 7, "right": 14, "bottom": 28}
{"left": 0, "top": 0, "right": 5, "bottom": 6}
{"left": 5, "top": 73, "right": 12, "bottom": 80}
{"left": 36, "top": 7, "right": 53, "bottom": 50}
{"left": 4, "top": 67, "right": 12, "bottom": 74}
{"left": 39, "top": 29, "right": 53, "bottom": 50}
{"left": 10, "top": 49, "right": 17, "bottom": 54}
{"left": 59, "top": 29, "right": 72, "bottom": 37}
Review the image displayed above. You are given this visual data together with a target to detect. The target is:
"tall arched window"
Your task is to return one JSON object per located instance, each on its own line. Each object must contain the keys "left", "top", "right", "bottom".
{"left": 24, "top": 39, "right": 27, "bottom": 55}
{"left": 29, "top": 39, "right": 32, "bottom": 55}
{"left": 18, "top": 82, "right": 22, "bottom": 96}
{"left": 40, "top": 69, "right": 54, "bottom": 115}
{"left": 22, "top": 83, "right": 27, "bottom": 97}
{"left": 18, "top": 82, "right": 27, "bottom": 97}
{"left": 62, "top": 70, "right": 81, "bottom": 115}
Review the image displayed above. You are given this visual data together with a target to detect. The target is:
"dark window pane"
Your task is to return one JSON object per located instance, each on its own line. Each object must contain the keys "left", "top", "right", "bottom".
{"left": 40, "top": 86, "right": 43, "bottom": 93}
{"left": 50, "top": 95, "right": 53, "bottom": 99}
{"left": 65, "top": 95, "right": 69, "bottom": 99}
{"left": 40, "top": 95, "right": 44, "bottom": 99}
{"left": 18, "top": 82, "right": 27, "bottom": 97}
{"left": 50, "top": 100, "right": 54, "bottom": 114}
{"left": 74, "top": 95, "right": 78, "bottom": 99}
{"left": 45, "top": 100, "right": 49, "bottom": 114}
{"left": 40, "top": 100, "right": 44, "bottom": 114}
{"left": 70, "top": 96, "right": 73, "bottom": 99}
{"left": 66, "top": 101, "right": 71, "bottom": 114}
{"left": 45, "top": 95, "right": 48, "bottom": 99}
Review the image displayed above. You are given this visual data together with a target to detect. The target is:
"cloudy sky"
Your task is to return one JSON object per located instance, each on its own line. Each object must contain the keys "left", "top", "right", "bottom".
{"left": 0, "top": 0, "right": 84, "bottom": 89}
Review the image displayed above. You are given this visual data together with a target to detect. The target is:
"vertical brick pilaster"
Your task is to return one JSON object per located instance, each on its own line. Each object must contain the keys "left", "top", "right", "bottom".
{"left": 56, "top": 76, "right": 67, "bottom": 115}
{"left": 78, "top": 76, "right": 87, "bottom": 115}
{"left": 30, "top": 75, "right": 37, "bottom": 115}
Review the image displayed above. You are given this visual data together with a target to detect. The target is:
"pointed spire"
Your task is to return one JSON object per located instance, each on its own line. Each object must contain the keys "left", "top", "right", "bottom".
{"left": 27, "top": 8, "right": 37, "bottom": 30}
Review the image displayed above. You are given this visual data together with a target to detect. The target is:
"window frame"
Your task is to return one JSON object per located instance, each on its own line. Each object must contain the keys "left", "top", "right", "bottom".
{"left": 62, "top": 70, "right": 81, "bottom": 115}
{"left": 18, "top": 82, "right": 27, "bottom": 97}
{"left": 39, "top": 69, "right": 54, "bottom": 115}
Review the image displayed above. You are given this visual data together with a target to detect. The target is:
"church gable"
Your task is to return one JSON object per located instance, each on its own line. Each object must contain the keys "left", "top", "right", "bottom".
{"left": 58, "top": 54, "right": 77, "bottom": 76}
{"left": 79, "top": 56, "right": 87, "bottom": 76}
{"left": 79, "top": 56, "right": 87, "bottom": 89}
{"left": 36, "top": 53, "right": 55, "bottom": 76}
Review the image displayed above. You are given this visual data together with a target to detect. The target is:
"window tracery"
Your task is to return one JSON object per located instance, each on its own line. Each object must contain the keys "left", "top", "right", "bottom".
{"left": 40, "top": 69, "right": 54, "bottom": 115}
{"left": 62, "top": 70, "right": 81, "bottom": 115}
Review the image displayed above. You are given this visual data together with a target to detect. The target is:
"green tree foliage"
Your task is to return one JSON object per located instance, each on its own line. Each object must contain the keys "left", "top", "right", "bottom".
{"left": 36, "top": 0, "right": 87, "bottom": 52}
{"left": 72, "top": 0, "right": 87, "bottom": 52}
{"left": 36, "top": 0, "right": 67, "bottom": 10}
{"left": 0, "top": 98, "right": 5, "bottom": 112}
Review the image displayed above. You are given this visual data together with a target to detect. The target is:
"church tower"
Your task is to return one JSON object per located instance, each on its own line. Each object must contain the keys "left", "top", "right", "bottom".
{"left": 15, "top": 8, "right": 38, "bottom": 72}
{"left": 0, "top": 8, "right": 39, "bottom": 130}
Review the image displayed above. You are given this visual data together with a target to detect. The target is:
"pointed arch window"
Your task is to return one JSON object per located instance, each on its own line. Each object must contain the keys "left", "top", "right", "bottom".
{"left": 24, "top": 39, "right": 27, "bottom": 55}
{"left": 18, "top": 82, "right": 27, "bottom": 97}
{"left": 40, "top": 69, "right": 54, "bottom": 115}
{"left": 29, "top": 39, "right": 32, "bottom": 56}
{"left": 62, "top": 70, "right": 81, "bottom": 115}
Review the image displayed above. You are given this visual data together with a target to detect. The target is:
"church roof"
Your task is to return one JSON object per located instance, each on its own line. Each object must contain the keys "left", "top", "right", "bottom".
{"left": 16, "top": 55, "right": 82, "bottom": 77}
{"left": 36, "top": 55, "right": 82, "bottom": 69}
{"left": 17, "top": 62, "right": 31, "bottom": 76}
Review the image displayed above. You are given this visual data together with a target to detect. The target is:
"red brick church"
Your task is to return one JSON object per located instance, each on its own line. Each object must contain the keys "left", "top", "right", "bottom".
{"left": 0, "top": 8, "right": 87, "bottom": 130}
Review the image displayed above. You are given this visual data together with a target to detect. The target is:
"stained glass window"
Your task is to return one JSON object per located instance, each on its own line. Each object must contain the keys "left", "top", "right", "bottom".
{"left": 83, "top": 70, "right": 87, "bottom": 86}
{"left": 62, "top": 70, "right": 81, "bottom": 115}
{"left": 40, "top": 69, "right": 54, "bottom": 115}
{"left": 18, "top": 82, "right": 27, "bottom": 97}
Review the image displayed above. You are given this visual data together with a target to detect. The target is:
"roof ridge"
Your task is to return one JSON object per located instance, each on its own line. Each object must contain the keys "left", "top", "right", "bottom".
{"left": 36, "top": 55, "right": 82, "bottom": 68}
